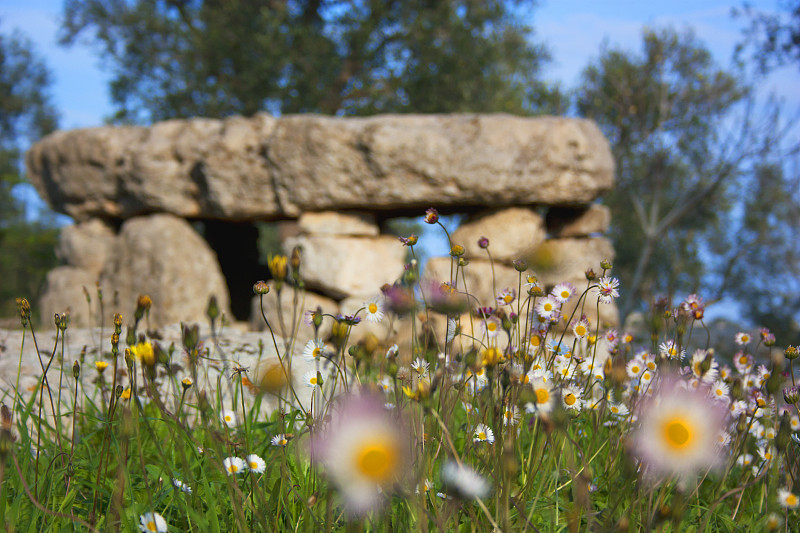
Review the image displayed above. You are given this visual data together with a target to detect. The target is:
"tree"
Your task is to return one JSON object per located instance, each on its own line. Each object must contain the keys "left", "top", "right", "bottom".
{"left": 575, "top": 27, "right": 796, "bottom": 329}
{"left": 0, "top": 24, "right": 60, "bottom": 317}
{"left": 59, "top": 0, "right": 559, "bottom": 122}
{"left": 735, "top": 1, "right": 800, "bottom": 72}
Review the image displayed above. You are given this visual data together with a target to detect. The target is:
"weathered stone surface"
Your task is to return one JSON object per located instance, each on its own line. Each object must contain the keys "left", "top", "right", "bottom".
{"left": 249, "top": 283, "right": 339, "bottom": 346}
{"left": 527, "top": 237, "right": 615, "bottom": 288}
{"left": 39, "top": 266, "right": 112, "bottom": 327}
{"left": 100, "top": 214, "right": 231, "bottom": 326}
{"left": 26, "top": 114, "right": 278, "bottom": 221}
{"left": 547, "top": 204, "right": 611, "bottom": 238}
{"left": 56, "top": 219, "right": 116, "bottom": 275}
{"left": 27, "top": 114, "right": 614, "bottom": 220}
{"left": 451, "top": 207, "right": 546, "bottom": 262}
{"left": 423, "top": 257, "right": 520, "bottom": 309}
{"left": 284, "top": 235, "right": 406, "bottom": 300}
{"left": 298, "top": 211, "right": 379, "bottom": 236}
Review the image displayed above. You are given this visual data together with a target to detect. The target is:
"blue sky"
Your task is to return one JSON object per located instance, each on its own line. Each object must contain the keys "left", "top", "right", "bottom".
{"left": 1, "top": 0, "right": 798, "bottom": 128}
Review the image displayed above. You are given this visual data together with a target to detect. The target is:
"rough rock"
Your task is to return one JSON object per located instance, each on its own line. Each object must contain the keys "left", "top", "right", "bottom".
{"left": 39, "top": 266, "right": 113, "bottom": 327}
{"left": 27, "top": 114, "right": 614, "bottom": 221}
{"left": 526, "top": 237, "right": 615, "bottom": 288}
{"left": 423, "top": 257, "right": 520, "bottom": 309}
{"left": 283, "top": 234, "right": 406, "bottom": 300}
{"left": 26, "top": 114, "right": 278, "bottom": 221}
{"left": 99, "top": 214, "right": 231, "bottom": 326}
{"left": 55, "top": 219, "right": 117, "bottom": 275}
{"left": 451, "top": 207, "right": 546, "bottom": 262}
{"left": 298, "top": 211, "right": 379, "bottom": 236}
{"left": 547, "top": 204, "right": 611, "bottom": 238}
{"left": 249, "top": 283, "right": 339, "bottom": 346}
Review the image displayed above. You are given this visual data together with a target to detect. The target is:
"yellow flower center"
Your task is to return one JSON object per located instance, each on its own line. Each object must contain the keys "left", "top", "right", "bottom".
{"left": 504, "top": 411, "right": 513, "bottom": 419}
{"left": 147, "top": 521, "right": 157, "bottom": 532}
{"left": 739, "top": 356, "right": 748, "bottom": 364}
{"left": 544, "top": 303, "right": 553, "bottom": 312}
{"left": 520, "top": 375, "right": 530, "bottom": 384}
{"left": 716, "top": 389, "right": 724, "bottom": 396}
{"left": 662, "top": 417, "right": 693, "bottom": 450}
{"left": 310, "top": 377, "right": 317, "bottom": 385}
{"left": 787, "top": 494, "right": 798, "bottom": 506}
{"left": 564, "top": 393, "right": 577, "bottom": 406}
{"left": 560, "top": 290, "right": 570, "bottom": 299}
{"left": 530, "top": 336, "right": 541, "bottom": 347}
{"left": 224, "top": 415, "right": 232, "bottom": 422}
{"left": 611, "top": 406, "right": 619, "bottom": 413}
{"left": 487, "top": 322, "right": 497, "bottom": 332}
{"left": 504, "top": 294, "right": 513, "bottom": 303}
{"left": 249, "top": 461, "right": 259, "bottom": 469}
{"left": 355, "top": 440, "right": 398, "bottom": 483}
{"left": 575, "top": 325, "right": 586, "bottom": 336}
{"left": 631, "top": 365, "right": 640, "bottom": 374}
{"left": 312, "top": 347, "right": 320, "bottom": 358}
{"left": 229, "top": 464, "right": 238, "bottom": 473}
{"left": 535, "top": 388, "right": 550, "bottom": 404}
{"left": 477, "top": 431, "right": 487, "bottom": 440}
{"left": 369, "top": 303, "right": 378, "bottom": 314}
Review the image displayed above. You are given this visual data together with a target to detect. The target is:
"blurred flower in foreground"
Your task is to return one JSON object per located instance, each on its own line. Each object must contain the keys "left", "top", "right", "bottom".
{"left": 777, "top": 488, "right": 799, "bottom": 508}
{"left": 139, "top": 512, "right": 167, "bottom": 532}
{"left": 441, "top": 461, "right": 490, "bottom": 500}
{"left": 313, "top": 394, "right": 408, "bottom": 515}
{"left": 632, "top": 377, "right": 727, "bottom": 483}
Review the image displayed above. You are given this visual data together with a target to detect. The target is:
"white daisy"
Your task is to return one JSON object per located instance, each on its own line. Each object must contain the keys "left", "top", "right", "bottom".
{"left": 223, "top": 456, "right": 247, "bottom": 475}
{"left": 502, "top": 405, "right": 521, "bottom": 426}
{"left": 303, "top": 339, "right": 327, "bottom": 362}
{"left": 561, "top": 384, "right": 583, "bottom": 411}
{"left": 172, "top": 478, "right": 192, "bottom": 494}
{"left": 529, "top": 377, "right": 555, "bottom": 415}
{"left": 313, "top": 395, "right": 407, "bottom": 514}
{"left": 441, "top": 461, "right": 490, "bottom": 500}
{"left": 364, "top": 298, "right": 384, "bottom": 323}
{"left": 535, "top": 296, "right": 560, "bottom": 320}
{"left": 246, "top": 454, "right": 266, "bottom": 474}
{"left": 302, "top": 370, "right": 322, "bottom": 389}
{"left": 734, "top": 332, "right": 751, "bottom": 346}
{"left": 551, "top": 282, "right": 576, "bottom": 303}
{"left": 139, "top": 512, "right": 167, "bottom": 532}
{"left": 777, "top": 488, "right": 800, "bottom": 509}
{"left": 271, "top": 434, "right": 289, "bottom": 447}
{"left": 632, "top": 378, "right": 727, "bottom": 481}
{"left": 480, "top": 317, "right": 501, "bottom": 338}
{"left": 473, "top": 424, "right": 495, "bottom": 444}
{"left": 411, "top": 358, "right": 430, "bottom": 377}
{"left": 220, "top": 410, "right": 238, "bottom": 428}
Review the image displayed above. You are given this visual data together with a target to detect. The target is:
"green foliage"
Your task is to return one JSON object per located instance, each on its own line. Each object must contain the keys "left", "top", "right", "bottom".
{"left": 735, "top": 0, "right": 800, "bottom": 72}
{"left": 0, "top": 25, "right": 60, "bottom": 318}
{"left": 575, "top": 27, "right": 795, "bottom": 326}
{"left": 59, "top": 0, "right": 560, "bottom": 121}
{"left": 3, "top": 215, "right": 798, "bottom": 531}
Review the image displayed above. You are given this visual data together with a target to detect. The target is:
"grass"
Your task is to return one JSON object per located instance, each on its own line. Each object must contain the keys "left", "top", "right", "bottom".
{"left": 1, "top": 207, "right": 798, "bottom": 532}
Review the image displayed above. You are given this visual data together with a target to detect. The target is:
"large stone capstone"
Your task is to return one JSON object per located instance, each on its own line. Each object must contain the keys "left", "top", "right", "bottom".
{"left": 26, "top": 113, "right": 618, "bottom": 331}
{"left": 26, "top": 114, "right": 613, "bottom": 221}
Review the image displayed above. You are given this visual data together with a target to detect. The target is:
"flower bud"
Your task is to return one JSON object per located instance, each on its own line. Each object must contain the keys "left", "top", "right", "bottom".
{"left": 585, "top": 268, "right": 597, "bottom": 281}
{"left": 450, "top": 244, "right": 465, "bottom": 257}
{"left": 207, "top": 296, "right": 220, "bottom": 322}
{"left": 785, "top": 346, "right": 799, "bottom": 360}
{"left": 600, "top": 259, "right": 613, "bottom": 270}
{"left": 784, "top": 385, "right": 799, "bottom": 405}
{"left": 512, "top": 258, "right": 528, "bottom": 272}
{"left": 478, "top": 236, "right": 489, "bottom": 249}
{"left": 72, "top": 360, "right": 81, "bottom": 379}
{"left": 135, "top": 294, "right": 152, "bottom": 320}
{"left": 458, "top": 257, "right": 469, "bottom": 267}
{"left": 424, "top": 207, "right": 439, "bottom": 224}
{"left": 113, "top": 313, "right": 123, "bottom": 332}
{"left": 253, "top": 280, "right": 270, "bottom": 295}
